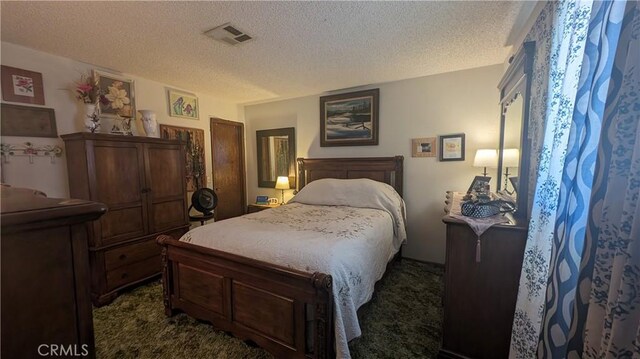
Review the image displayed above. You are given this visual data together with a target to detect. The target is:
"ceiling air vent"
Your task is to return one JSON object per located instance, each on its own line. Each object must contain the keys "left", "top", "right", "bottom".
{"left": 204, "top": 23, "right": 253, "bottom": 46}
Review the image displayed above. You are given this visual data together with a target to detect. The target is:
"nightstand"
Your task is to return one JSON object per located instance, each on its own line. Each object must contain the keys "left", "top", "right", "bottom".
{"left": 247, "top": 203, "right": 280, "bottom": 213}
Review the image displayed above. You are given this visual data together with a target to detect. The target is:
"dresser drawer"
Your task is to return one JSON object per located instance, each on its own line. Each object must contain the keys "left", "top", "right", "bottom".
{"left": 104, "top": 239, "right": 161, "bottom": 271}
{"left": 106, "top": 256, "right": 161, "bottom": 291}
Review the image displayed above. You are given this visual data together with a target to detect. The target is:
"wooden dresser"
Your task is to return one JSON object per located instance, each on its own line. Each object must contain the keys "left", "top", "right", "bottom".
{"left": 1, "top": 186, "right": 106, "bottom": 359}
{"left": 439, "top": 216, "right": 527, "bottom": 359}
{"left": 62, "top": 133, "right": 190, "bottom": 306}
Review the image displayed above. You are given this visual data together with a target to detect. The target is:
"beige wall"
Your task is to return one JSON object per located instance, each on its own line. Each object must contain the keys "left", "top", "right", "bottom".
{"left": 1, "top": 42, "right": 239, "bottom": 198}
{"left": 244, "top": 64, "right": 504, "bottom": 263}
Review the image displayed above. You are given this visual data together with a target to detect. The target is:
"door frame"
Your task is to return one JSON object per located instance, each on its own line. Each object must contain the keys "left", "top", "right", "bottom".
{"left": 210, "top": 117, "right": 246, "bottom": 220}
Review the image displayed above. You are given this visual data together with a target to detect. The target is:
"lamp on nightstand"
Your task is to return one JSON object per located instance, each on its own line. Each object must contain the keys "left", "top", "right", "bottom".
{"left": 502, "top": 148, "right": 520, "bottom": 191}
{"left": 275, "top": 176, "right": 290, "bottom": 205}
{"left": 473, "top": 149, "right": 498, "bottom": 176}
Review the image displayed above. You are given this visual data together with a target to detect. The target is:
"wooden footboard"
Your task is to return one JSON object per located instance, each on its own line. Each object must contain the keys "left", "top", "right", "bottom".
{"left": 156, "top": 234, "right": 334, "bottom": 359}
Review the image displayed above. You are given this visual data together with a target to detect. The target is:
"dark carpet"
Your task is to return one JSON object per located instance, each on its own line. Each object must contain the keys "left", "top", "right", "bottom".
{"left": 94, "top": 259, "right": 443, "bottom": 358}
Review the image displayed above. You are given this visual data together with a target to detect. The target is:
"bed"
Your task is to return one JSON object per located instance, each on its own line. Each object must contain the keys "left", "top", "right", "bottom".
{"left": 156, "top": 156, "right": 404, "bottom": 359}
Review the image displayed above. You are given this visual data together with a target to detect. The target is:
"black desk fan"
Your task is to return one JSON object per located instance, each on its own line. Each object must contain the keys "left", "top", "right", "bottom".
{"left": 188, "top": 188, "right": 217, "bottom": 225}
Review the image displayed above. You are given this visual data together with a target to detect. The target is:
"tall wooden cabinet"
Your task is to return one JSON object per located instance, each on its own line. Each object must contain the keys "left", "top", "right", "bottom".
{"left": 62, "top": 133, "right": 190, "bottom": 306}
{"left": 439, "top": 216, "right": 527, "bottom": 359}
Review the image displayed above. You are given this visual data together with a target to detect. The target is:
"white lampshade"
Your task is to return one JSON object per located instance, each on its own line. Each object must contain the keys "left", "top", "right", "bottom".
{"left": 275, "top": 176, "right": 290, "bottom": 190}
{"left": 473, "top": 149, "right": 498, "bottom": 168}
{"left": 503, "top": 148, "right": 520, "bottom": 167}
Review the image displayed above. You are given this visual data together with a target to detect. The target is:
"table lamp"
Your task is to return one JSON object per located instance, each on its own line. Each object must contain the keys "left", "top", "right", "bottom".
{"left": 502, "top": 148, "right": 520, "bottom": 191}
{"left": 473, "top": 149, "right": 498, "bottom": 176}
{"left": 275, "top": 176, "right": 290, "bottom": 205}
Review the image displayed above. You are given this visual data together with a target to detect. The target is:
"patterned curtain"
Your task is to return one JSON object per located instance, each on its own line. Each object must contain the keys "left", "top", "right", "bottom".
{"left": 568, "top": 2, "right": 640, "bottom": 357}
{"left": 538, "top": 1, "right": 631, "bottom": 357}
{"left": 510, "top": 1, "right": 595, "bottom": 356}
{"left": 510, "top": 1, "right": 635, "bottom": 357}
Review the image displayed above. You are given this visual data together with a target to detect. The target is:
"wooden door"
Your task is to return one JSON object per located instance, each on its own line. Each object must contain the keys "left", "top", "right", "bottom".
{"left": 210, "top": 118, "right": 246, "bottom": 220}
{"left": 91, "top": 140, "right": 147, "bottom": 245}
{"left": 144, "top": 142, "right": 189, "bottom": 233}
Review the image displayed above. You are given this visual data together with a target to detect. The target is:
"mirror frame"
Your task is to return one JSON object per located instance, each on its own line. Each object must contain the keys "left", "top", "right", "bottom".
{"left": 256, "top": 127, "right": 296, "bottom": 188}
{"left": 497, "top": 41, "right": 535, "bottom": 219}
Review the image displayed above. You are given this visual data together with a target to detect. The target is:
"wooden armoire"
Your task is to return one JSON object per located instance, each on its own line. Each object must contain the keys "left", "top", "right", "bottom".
{"left": 62, "top": 133, "right": 190, "bottom": 306}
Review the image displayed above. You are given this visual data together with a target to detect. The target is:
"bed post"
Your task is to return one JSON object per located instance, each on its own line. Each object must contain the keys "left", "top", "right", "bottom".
{"left": 311, "top": 272, "right": 333, "bottom": 359}
{"left": 157, "top": 234, "right": 176, "bottom": 317}
{"left": 297, "top": 158, "right": 306, "bottom": 192}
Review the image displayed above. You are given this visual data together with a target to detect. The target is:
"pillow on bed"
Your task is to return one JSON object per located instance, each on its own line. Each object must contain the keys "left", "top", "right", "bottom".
{"left": 290, "top": 178, "right": 407, "bottom": 242}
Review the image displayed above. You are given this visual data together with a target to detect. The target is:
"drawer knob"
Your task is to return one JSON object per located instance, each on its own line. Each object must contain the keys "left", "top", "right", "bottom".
{"left": 119, "top": 254, "right": 127, "bottom": 260}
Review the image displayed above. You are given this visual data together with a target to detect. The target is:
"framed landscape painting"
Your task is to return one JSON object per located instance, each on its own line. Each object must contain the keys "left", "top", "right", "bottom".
{"left": 168, "top": 89, "right": 199, "bottom": 120}
{"left": 320, "top": 88, "right": 379, "bottom": 147}
{"left": 159, "top": 124, "right": 206, "bottom": 192}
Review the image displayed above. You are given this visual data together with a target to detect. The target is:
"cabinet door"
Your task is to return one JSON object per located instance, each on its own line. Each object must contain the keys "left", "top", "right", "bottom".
{"left": 144, "top": 143, "right": 188, "bottom": 233}
{"left": 92, "top": 141, "right": 147, "bottom": 245}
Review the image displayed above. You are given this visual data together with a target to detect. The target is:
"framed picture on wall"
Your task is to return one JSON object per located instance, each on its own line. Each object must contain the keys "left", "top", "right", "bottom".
{"left": 0, "top": 103, "right": 57, "bottom": 137}
{"left": 411, "top": 137, "right": 436, "bottom": 157}
{"left": 94, "top": 70, "right": 136, "bottom": 119}
{"left": 168, "top": 89, "right": 199, "bottom": 120}
{"left": 320, "top": 88, "right": 379, "bottom": 147}
{"left": 439, "top": 133, "right": 465, "bottom": 161}
{"left": 159, "top": 124, "right": 206, "bottom": 191}
{"left": 1, "top": 65, "right": 45, "bottom": 105}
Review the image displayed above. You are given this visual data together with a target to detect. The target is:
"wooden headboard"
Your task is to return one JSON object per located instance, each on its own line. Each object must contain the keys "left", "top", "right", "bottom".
{"left": 297, "top": 156, "right": 404, "bottom": 197}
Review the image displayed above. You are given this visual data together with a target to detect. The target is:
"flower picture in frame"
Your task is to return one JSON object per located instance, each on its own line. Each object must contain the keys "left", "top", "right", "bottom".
{"left": 412, "top": 137, "right": 436, "bottom": 157}
{"left": 439, "top": 133, "right": 465, "bottom": 161}
{"left": 94, "top": 70, "right": 135, "bottom": 119}
{"left": 320, "top": 88, "right": 379, "bottom": 147}
{"left": 1, "top": 66, "right": 45, "bottom": 105}
{"left": 168, "top": 89, "right": 199, "bottom": 120}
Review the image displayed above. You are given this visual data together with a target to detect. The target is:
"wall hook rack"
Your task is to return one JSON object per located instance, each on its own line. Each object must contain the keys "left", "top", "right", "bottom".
{"left": 1, "top": 142, "right": 63, "bottom": 164}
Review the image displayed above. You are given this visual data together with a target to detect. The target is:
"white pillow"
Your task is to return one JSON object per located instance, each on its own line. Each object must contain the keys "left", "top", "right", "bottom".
{"left": 290, "top": 178, "right": 407, "bottom": 243}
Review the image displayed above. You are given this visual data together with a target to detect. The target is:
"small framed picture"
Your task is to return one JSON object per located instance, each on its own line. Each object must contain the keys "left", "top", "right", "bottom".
{"left": 94, "top": 70, "right": 136, "bottom": 119}
{"left": 168, "top": 89, "right": 199, "bottom": 120}
{"left": 1, "top": 66, "right": 45, "bottom": 105}
{"left": 439, "top": 133, "right": 465, "bottom": 161}
{"left": 468, "top": 176, "right": 492, "bottom": 193}
{"left": 1, "top": 103, "right": 57, "bottom": 138}
{"left": 411, "top": 137, "right": 436, "bottom": 157}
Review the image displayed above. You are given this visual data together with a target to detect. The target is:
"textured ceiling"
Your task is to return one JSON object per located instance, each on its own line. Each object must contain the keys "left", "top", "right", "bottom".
{"left": 1, "top": 1, "right": 533, "bottom": 104}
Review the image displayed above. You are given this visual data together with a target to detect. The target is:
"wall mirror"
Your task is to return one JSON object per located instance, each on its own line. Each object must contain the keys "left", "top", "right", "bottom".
{"left": 256, "top": 127, "right": 296, "bottom": 188}
{"left": 497, "top": 41, "right": 535, "bottom": 219}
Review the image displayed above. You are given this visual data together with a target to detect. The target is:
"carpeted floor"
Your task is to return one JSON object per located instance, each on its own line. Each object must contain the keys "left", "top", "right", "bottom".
{"left": 94, "top": 259, "right": 443, "bottom": 358}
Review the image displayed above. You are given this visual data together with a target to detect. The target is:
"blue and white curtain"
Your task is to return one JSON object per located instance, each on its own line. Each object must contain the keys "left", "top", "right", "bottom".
{"left": 510, "top": 1, "right": 639, "bottom": 358}
{"left": 568, "top": 3, "right": 640, "bottom": 357}
{"left": 510, "top": 1, "right": 595, "bottom": 356}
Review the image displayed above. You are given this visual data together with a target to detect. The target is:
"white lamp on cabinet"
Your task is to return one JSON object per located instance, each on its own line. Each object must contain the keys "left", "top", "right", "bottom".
{"left": 473, "top": 149, "right": 498, "bottom": 176}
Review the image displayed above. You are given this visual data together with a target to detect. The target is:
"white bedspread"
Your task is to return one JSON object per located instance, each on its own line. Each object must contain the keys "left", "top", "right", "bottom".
{"left": 181, "top": 179, "right": 406, "bottom": 359}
